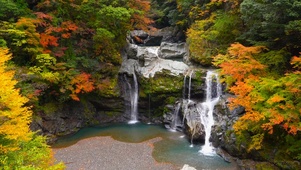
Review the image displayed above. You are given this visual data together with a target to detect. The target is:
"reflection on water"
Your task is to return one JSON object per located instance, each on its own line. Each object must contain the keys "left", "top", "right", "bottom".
{"left": 52, "top": 123, "right": 235, "bottom": 169}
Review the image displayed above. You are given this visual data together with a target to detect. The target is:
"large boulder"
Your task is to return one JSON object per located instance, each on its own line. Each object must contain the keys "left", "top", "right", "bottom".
{"left": 182, "top": 100, "right": 206, "bottom": 143}
{"left": 119, "top": 59, "right": 138, "bottom": 75}
{"left": 158, "top": 42, "right": 188, "bottom": 60}
{"left": 125, "top": 43, "right": 138, "bottom": 60}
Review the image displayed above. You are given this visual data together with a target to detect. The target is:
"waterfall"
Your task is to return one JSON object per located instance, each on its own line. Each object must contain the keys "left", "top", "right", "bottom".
{"left": 182, "top": 70, "right": 193, "bottom": 100}
{"left": 198, "top": 71, "right": 221, "bottom": 155}
{"left": 188, "top": 70, "right": 193, "bottom": 100}
{"left": 183, "top": 74, "right": 187, "bottom": 99}
{"left": 124, "top": 72, "right": 139, "bottom": 124}
{"left": 170, "top": 102, "right": 181, "bottom": 131}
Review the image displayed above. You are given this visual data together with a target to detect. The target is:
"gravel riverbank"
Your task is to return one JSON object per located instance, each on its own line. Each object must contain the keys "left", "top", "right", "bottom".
{"left": 53, "top": 136, "right": 179, "bottom": 170}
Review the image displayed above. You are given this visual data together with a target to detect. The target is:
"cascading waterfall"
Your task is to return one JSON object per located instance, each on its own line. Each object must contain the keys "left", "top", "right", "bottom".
{"left": 188, "top": 70, "right": 193, "bottom": 100}
{"left": 198, "top": 71, "right": 221, "bottom": 155}
{"left": 183, "top": 74, "right": 187, "bottom": 99}
{"left": 125, "top": 72, "right": 139, "bottom": 124}
{"left": 170, "top": 102, "right": 181, "bottom": 131}
{"left": 182, "top": 70, "right": 195, "bottom": 146}
{"left": 183, "top": 70, "right": 194, "bottom": 100}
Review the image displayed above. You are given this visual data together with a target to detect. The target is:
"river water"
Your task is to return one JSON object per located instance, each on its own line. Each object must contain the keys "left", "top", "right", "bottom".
{"left": 52, "top": 123, "right": 236, "bottom": 169}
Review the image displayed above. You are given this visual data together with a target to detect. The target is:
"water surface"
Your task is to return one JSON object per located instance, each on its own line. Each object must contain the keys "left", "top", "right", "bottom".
{"left": 52, "top": 123, "right": 236, "bottom": 169}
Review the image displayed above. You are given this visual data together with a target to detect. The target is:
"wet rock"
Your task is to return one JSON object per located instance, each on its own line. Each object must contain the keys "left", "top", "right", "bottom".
{"left": 31, "top": 98, "right": 125, "bottom": 144}
{"left": 182, "top": 100, "right": 205, "bottom": 143}
{"left": 216, "top": 147, "right": 235, "bottom": 163}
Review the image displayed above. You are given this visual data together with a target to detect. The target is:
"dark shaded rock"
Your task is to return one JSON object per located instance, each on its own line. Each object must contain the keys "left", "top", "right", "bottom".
{"left": 163, "top": 103, "right": 183, "bottom": 131}
{"left": 144, "top": 36, "right": 163, "bottom": 46}
{"left": 31, "top": 97, "right": 125, "bottom": 144}
{"left": 149, "top": 27, "right": 185, "bottom": 43}
{"left": 125, "top": 43, "right": 138, "bottom": 59}
{"left": 128, "top": 27, "right": 185, "bottom": 46}
{"left": 130, "top": 30, "right": 149, "bottom": 39}
{"left": 216, "top": 147, "right": 234, "bottom": 163}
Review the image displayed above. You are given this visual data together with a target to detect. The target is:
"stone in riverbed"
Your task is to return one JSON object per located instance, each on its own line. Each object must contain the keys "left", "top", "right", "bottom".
{"left": 181, "top": 164, "right": 197, "bottom": 170}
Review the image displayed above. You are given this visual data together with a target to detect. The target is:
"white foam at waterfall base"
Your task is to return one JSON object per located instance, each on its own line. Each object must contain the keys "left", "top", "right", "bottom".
{"left": 198, "top": 71, "right": 221, "bottom": 156}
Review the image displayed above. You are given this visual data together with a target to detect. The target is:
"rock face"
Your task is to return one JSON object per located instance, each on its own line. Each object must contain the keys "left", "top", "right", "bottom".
{"left": 129, "top": 27, "right": 185, "bottom": 46}
{"left": 121, "top": 39, "right": 189, "bottom": 78}
{"left": 119, "top": 29, "right": 191, "bottom": 122}
{"left": 32, "top": 27, "right": 190, "bottom": 144}
{"left": 31, "top": 98, "right": 125, "bottom": 144}
{"left": 158, "top": 42, "right": 188, "bottom": 60}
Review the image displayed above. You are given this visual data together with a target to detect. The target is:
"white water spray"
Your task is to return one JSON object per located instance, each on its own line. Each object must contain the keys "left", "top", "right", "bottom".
{"left": 128, "top": 72, "right": 139, "bottom": 124}
{"left": 198, "top": 71, "right": 222, "bottom": 155}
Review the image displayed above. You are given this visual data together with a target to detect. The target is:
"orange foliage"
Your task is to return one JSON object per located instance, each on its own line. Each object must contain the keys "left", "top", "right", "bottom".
{"left": 69, "top": 72, "right": 95, "bottom": 101}
{"left": 291, "top": 55, "right": 301, "bottom": 69}
{"left": 16, "top": 18, "right": 41, "bottom": 47}
{"left": 129, "top": 0, "right": 154, "bottom": 30}
{"left": 35, "top": 12, "right": 78, "bottom": 54}
{"left": 40, "top": 33, "right": 59, "bottom": 48}
{"left": 267, "top": 95, "right": 285, "bottom": 105}
{"left": 217, "top": 43, "right": 266, "bottom": 82}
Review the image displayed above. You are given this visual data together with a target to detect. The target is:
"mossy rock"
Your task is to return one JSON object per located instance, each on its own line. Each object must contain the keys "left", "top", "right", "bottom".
{"left": 139, "top": 70, "right": 184, "bottom": 95}
{"left": 138, "top": 70, "right": 184, "bottom": 117}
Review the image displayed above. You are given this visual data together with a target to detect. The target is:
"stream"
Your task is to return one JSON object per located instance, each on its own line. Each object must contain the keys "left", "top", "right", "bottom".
{"left": 52, "top": 123, "right": 236, "bottom": 169}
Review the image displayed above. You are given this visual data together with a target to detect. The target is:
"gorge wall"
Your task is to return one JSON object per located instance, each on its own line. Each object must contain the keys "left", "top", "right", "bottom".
{"left": 31, "top": 27, "right": 298, "bottom": 169}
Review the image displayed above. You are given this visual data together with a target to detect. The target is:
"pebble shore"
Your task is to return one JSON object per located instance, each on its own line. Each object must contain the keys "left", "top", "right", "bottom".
{"left": 53, "top": 136, "right": 178, "bottom": 170}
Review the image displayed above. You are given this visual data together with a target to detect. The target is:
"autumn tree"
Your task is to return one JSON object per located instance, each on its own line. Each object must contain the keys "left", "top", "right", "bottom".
{"left": 214, "top": 43, "right": 301, "bottom": 160}
{"left": 186, "top": 0, "right": 242, "bottom": 66}
{"left": 0, "top": 48, "right": 64, "bottom": 169}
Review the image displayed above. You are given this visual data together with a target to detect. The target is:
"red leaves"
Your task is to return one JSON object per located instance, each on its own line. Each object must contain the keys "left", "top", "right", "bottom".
{"left": 40, "top": 33, "right": 59, "bottom": 48}
{"left": 34, "top": 12, "right": 78, "bottom": 53}
{"left": 69, "top": 73, "right": 95, "bottom": 101}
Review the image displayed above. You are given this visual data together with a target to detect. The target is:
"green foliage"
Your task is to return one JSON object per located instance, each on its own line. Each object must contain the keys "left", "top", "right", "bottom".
{"left": 187, "top": 11, "right": 241, "bottom": 65}
{"left": 255, "top": 49, "right": 291, "bottom": 76}
{"left": 29, "top": 54, "right": 61, "bottom": 83}
{"left": 239, "top": 0, "right": 301, "bottom": 53}
{"left": 0, "top": 0, "right": 27, "bottom": 21}
{"left": 216, "top": 43, "right": 301, "bottom": 161}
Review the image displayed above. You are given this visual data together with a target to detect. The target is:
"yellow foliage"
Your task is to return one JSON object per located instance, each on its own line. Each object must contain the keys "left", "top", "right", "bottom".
{"left": 0, "top": 48, "right": 64, "bottom": 169}
{"left": 0, "top": 48, "right": 31, "bottom": 150}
